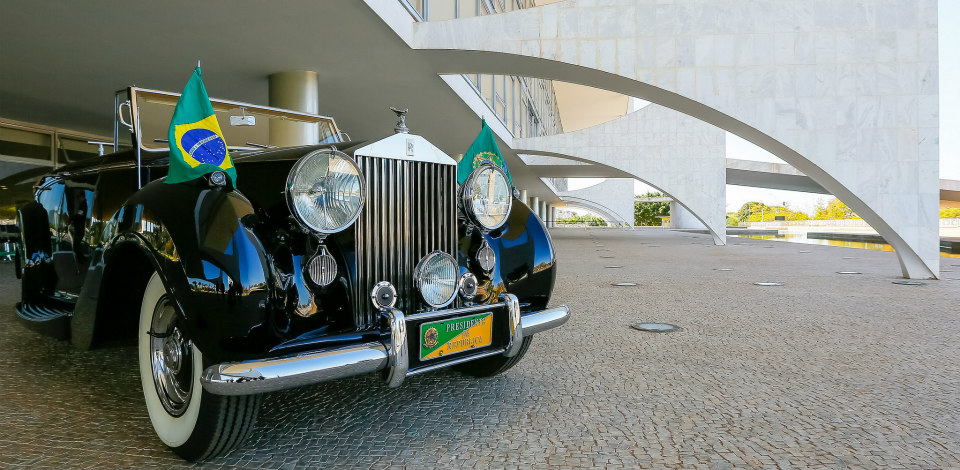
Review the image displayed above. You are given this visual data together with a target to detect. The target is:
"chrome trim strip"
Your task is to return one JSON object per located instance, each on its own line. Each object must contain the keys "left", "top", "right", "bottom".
{"left": 405, "top": 300, "right": 506, "bottom": 322}
{"left": 406, "top": 348, "right": 507, "bottom": 377}
{"left": 502, "top": 294, "right": 523, "bottom": 357}
{"left": 520, "top": 305, "right": 570, "bottom": 337}
{"left": 200, "top": 342, "right": 389, "bottom": 396}
{"left": 383, "top": 308, "right": 408, "bottom": 388}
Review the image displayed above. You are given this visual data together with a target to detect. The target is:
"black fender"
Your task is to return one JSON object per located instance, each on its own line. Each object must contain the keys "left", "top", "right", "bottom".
{"left": 16, "top": 203, "right": 57, "bottom": 302}
{"left": 80, "top": 178, "right": 275, "bottom": 362}
{"left": 460, "top": 196, "right": 557, "bottom": 312}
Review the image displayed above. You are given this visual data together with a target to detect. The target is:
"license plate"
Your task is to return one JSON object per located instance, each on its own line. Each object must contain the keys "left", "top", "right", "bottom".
{"left": 419, "top": 312, "right": 493, "bottom": 361}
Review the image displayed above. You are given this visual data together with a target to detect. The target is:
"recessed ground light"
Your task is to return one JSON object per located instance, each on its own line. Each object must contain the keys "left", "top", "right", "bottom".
{"left": 714, "top": 268, "right": 734, "bottom": 271}
{"left": 596, "top": 249, "right": 610, "bottom": 251}
{"left": 754, "top": 282, "right": 783, "bottom": 286}
{"left": 763, "top": 246, "right": 774, "bottom": 248}
{"left": 647, "top": 245, "right": 660, "bottom": 247}
{"left": 837, "top": 271, "right": 861, "bottom": 274}
{"left": 596, "top": 244, "right": 604, "bottom": 247}
{"left": 941, "top": 269, "right": 952, "bottom": 272}
{"left": 631, "top": 322, "right": 680, "bottom": 333}
{"left": 604, "top": 265, "right": 623, "bottom": 268}
{"left": 799, "top": 250, "right": 811, "bottom": 253}
{"left": 842, "top": 256, "right": 857, "bottom": 259}
{"left": 600, "top": 255, "right": 615, "bottom": 258}
{"left": 612, "top": 282, "right": 638, "bottom": 287}
{"left": 892, "top": 280, "right": 925, "bottom": 286}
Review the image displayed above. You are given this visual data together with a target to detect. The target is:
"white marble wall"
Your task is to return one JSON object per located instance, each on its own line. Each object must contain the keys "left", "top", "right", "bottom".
{"left": 517, "top": 104, "right": 727, "bottom": 244}
{"left": 670, "top": 201, "right": 707, "bottom": 230}
{"left": 556, "top": 178, "right": 636, "bottom": 227}
{"left": 409, "top": 0, "right": 939, "bottom": 278}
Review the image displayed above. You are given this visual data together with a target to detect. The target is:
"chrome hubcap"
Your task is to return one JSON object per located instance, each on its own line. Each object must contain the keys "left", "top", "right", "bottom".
{"left": 149, "top": 296, "right": 193, "bottom": 416}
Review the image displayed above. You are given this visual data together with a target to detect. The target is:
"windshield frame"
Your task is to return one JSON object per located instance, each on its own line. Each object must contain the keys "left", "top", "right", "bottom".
{"left": 124, "top": 87, "right": 342, "bottom": 154}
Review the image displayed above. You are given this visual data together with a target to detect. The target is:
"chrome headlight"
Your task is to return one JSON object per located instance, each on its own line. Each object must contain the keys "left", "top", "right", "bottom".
{"left": 414, "top": 251, "right": 458, "bottom": 308}
{"left": 286, "top": 149, "right": 364, "bottom": 234}
{"left": 460, "top": 164, "right": 512, "bottom": 231}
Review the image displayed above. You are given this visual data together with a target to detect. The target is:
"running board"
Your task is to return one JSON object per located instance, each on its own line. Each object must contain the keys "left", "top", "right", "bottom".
{"left": 15, "top": 302, "right": 71, "bottom": 340}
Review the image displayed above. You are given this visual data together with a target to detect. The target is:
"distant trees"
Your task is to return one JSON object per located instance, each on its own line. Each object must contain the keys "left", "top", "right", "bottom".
{"left": 557, "top": 214, "right": 607, "bottom": 226}
{"left": 634, "top": 192, "right": 670, "bottom": 226}
{"left": 733, "top": 201, "right": 810, "bottom": 224}
{"left": 813, "top": 198, "right": 859, "bottom": 220}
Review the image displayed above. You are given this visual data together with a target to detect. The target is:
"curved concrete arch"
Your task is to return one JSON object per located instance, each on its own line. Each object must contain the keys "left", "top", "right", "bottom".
{"left": 516, "top": 104, "right": 727, "bottom": 245}
{"left": 408, "top": 0, "right": 939, "bottom": 278}
{"left": 529, "top": 147, "right": 724, "bottom": 244}
{"left": 560, "top": 197, "right": 629, "bottom": 227}
{"left": 556, "top": 178, "right": 636, "bottom": 227}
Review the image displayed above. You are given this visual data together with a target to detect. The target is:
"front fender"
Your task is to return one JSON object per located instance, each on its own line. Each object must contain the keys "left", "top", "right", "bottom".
{"left": 461, "top": 196, "right": 557, "bottom": 311}
{"left": 103, "top": 179, "right": 272, "bottom": 362}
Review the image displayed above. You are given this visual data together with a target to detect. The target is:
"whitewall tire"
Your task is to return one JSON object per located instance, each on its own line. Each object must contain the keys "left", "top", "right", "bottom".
{"left": 138, "top": 272, "right": 260, "bottom": 460}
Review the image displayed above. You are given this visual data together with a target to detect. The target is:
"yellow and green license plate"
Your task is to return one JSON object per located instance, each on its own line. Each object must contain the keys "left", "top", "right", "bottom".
{"left": 419, "top": 312, "right": 493, "bottom": 361}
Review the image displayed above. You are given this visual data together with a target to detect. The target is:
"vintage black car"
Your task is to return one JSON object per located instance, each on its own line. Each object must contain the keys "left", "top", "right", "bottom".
{"left": 9, "top": 87, "right": 568, "bottom": 460}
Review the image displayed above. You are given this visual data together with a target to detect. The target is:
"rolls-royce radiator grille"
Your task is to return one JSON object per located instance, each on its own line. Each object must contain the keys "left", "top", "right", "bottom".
{"left": 352, "top": 156, "right": 458, "bottom": 330}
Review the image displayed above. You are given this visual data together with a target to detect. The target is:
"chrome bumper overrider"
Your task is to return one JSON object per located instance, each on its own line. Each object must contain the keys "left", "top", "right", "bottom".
{"left": 200, "top": 294, "right": 570, "bottom": 396}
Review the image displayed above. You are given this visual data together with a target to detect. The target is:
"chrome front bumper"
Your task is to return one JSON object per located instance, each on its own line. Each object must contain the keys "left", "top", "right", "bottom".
{"left": 201, "top": 294, "right": 569, "bottom": 396}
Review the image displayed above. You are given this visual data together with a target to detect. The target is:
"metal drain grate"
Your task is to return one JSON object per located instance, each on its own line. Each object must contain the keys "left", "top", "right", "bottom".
{"left": 714, "top": 268, "right": 734, "bottom": 271}
{"left": 754, "top": 282, "right": 783, "bottom": 286}
{"left": 604, "top": 265, "right": 623, "bottom": 268}
{"left": 612, "top": 282, "right": 638, "bottom": 287}
{"left": 837, "top": 271, "right": 862, "bottom": 275}
{"left": 892, "top": 280, "right": 925, "bottom": 286}
{"left": 631, "top": 322, "right": 680, "bottom": 333}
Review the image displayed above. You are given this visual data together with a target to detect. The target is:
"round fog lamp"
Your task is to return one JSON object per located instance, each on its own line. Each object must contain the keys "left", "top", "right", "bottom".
{"left": 414, "top": 252, "right": 458, "bottom": 308}
{"left": 476, "top": 242, "right": 496, "bottom": 272}
{"left": 307, "top": 249, "right": 337, "bottom": 286}
{"left": 459, "top": 272, "right": 478, "bottom": 299}
{"left": 371, "top": 281, "right": 397, "bottom": 310}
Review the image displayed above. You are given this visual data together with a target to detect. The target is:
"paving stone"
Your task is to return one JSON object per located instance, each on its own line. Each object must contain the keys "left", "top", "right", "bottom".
{"left": 0, "top": 229, "right": 958, "bottom": 469}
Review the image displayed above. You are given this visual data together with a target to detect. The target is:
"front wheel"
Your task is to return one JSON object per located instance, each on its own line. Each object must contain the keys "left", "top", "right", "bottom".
{"left": 454, "top": 336, "right": 533, "bottom": 378}
{"left": 138, "top": 273, "right": 260, "bottom": 461}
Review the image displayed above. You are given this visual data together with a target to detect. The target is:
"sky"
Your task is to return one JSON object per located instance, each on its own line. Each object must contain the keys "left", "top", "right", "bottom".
{"left": 573, "top": 3, "right": 958, "bottom": 218}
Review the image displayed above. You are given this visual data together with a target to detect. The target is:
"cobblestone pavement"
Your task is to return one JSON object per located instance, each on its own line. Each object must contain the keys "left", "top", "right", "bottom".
{"left": 2, "top": 229, "right": 959, "bottom": 469}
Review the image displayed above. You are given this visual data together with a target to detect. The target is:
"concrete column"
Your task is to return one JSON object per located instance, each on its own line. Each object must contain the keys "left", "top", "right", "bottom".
{"left": 548, "top": 205, "right": 556, "bottom": 228}
{"left": 519, "top": 189, "right": 528, "bottom": 205}
{"left": 530, "top": 196, "right": 539, "bottom": 218}
{"left": 540, "top": 201, "right": 548, "bottom": 222}
{"left": 268, "top": 70, "right": 319, "bottom": 147}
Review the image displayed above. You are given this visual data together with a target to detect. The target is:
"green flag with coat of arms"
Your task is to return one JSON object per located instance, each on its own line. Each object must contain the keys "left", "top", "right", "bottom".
{"left": 165, "top": 66, "right": 237, "bottom": 186}
{"left": 457, "top": 118, "right": 513, "bottom": 186}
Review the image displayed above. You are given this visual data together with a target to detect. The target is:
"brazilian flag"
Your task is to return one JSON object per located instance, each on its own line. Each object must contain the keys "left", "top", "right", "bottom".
{"left": 457, "top": 118, "right": 512, "bottom": 186}
{"left": 165, "top": 67, "right": 236, "bottom": 186}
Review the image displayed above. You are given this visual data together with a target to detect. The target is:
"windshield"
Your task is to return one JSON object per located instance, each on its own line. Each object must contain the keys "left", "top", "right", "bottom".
{"left": 131, "top": 89, "right": 340, "bottom": 152}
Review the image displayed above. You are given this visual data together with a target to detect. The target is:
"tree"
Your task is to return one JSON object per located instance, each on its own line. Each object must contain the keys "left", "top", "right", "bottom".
{"left": 736, "top": 201, "right": 810, "bottom": 223}
{"left": 634, "top": 192, "right": 670, "bottom": 226}
{"left": 556, "top": 214, "right": 607, "bottom": 226}
{"left": 813, "top": 198, "right": 859, "bottom": 220}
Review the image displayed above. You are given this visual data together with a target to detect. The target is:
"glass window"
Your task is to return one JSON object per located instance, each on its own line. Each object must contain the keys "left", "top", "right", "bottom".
{"left": 0, "top": 125, "right": 53, "bottom": 162}
{"left": 430, "top": 0, "right": 457, "bottom": 20}
{"left": 57, "top": 135, "right": 102, "bottom": 164}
